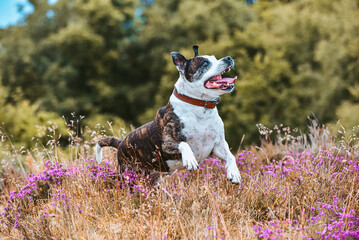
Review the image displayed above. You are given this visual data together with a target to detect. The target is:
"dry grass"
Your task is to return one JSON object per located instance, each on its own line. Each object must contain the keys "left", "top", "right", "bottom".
{"left": 0, "top": 121, "right": 358, "bottom": 239}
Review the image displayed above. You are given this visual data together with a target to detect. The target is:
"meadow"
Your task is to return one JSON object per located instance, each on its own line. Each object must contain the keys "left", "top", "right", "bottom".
{"left": 0, "top": 120, "right": 358, "bottom": 239}
{"left": 1, "top": 0, "right": 358, "bottom": 238}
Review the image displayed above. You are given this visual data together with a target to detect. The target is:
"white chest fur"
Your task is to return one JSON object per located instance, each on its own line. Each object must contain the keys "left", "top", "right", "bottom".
{"left": 169, "top": 94, "right": 224, "bottom": 162}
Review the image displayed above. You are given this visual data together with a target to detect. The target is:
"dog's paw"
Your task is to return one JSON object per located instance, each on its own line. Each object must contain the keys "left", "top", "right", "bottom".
{"left": 226, "top": 164, "right": 241, "bottom": 184}
{"left": 182, "top": 152, "right": 198, "bottom": 170}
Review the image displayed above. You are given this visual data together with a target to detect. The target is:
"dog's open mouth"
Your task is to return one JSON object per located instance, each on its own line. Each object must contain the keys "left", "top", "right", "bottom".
{"left": 204, "top": 66, "right": 237, "bottom": 90}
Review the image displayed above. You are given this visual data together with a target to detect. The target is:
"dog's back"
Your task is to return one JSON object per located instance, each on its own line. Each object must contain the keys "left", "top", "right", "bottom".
{"left": 96, "top": 103, "right": 182, "bottom": 173}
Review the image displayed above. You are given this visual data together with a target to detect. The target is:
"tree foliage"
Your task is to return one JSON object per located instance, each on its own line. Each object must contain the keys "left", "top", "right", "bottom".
{"left": 0, "top": 0, "right": 358, "bottom": 147}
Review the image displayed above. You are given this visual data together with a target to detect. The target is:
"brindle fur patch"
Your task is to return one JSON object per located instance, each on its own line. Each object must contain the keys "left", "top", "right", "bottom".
{"left": 104, "top": 102, "right": 185, "bottom": 174}
{"left": 184, "top": 57, "right": 211, "bottom": 82}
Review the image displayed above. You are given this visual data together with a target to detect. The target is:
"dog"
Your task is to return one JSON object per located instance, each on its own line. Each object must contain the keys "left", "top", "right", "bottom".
{"left": 95, "top": 46, "right": 241, "bottom": 184}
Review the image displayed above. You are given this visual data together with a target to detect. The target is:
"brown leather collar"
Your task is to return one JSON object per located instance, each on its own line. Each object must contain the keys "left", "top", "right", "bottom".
{"left": 173, "top": 88, "right": 221, "bottom": 109}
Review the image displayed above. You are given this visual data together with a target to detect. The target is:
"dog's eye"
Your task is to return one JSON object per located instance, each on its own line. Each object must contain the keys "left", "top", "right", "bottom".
{"left": 203, "top": 61, "right": 209, "bottom": 66}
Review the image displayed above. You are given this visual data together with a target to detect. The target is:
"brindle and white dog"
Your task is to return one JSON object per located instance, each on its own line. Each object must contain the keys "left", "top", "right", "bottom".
{"left": 96, "top": 46, "right": 241, "bottom": 184}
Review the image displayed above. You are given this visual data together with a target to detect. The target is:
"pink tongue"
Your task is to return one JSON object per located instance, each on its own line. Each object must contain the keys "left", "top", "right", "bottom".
{"left": 205, "top": 76, "right": 238, "bottom": 88}
{"left": 215, "top": 76, "right": 237, "bottom": 84}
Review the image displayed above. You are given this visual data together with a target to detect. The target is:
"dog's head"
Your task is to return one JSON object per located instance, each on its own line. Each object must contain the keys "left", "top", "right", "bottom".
{"left": 171, "top": 46, "right": 237, "bottom": 99}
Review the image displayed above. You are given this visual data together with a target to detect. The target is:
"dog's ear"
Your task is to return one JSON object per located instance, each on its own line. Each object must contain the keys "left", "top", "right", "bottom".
{"left": 171, "top": 52, "right": 187, "bottom": 72}
{"left": 193, "top": 45, "right": 199, "bottom": 57}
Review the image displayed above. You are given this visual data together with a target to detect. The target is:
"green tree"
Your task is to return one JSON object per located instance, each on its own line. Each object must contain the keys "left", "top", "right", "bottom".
{"left": 143, "top": 0, "right": 359, "bottom": 146}
{"left": 0, "top": 0, "right": 141, "bottom": 120}
{"left": 1, "top": 0, "right": 359, "bottom": 149}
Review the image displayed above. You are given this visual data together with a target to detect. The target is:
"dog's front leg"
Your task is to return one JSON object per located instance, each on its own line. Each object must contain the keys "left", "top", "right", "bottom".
{"left": 178, "top": 142, "right": 198, "bottom": 170}
{"left": 213, "top": 140, "right": 241, "bottom": 184}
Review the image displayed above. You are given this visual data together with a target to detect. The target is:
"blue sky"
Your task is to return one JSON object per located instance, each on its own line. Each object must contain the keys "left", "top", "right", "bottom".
{"left": 0, "top": 0, "right": 33, "bottom": 28}
{"left": 0, "top": 0, "right": 58, "bottom": 28}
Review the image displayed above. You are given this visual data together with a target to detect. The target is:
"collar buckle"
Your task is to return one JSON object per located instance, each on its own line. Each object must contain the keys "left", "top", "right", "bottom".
{"left": 204, "top": 97, "right": 221, "bottom": 109}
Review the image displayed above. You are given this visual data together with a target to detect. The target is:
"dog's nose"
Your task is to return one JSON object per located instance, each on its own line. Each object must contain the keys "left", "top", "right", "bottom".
{"left": 224, "top": 56, "right": 234, "bottom": 65}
